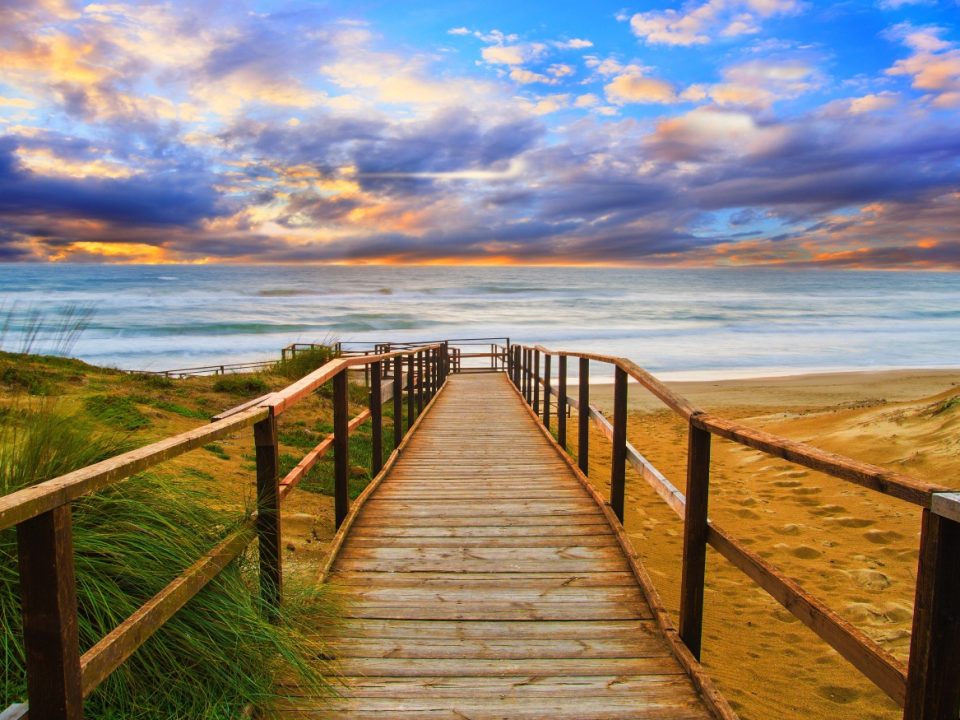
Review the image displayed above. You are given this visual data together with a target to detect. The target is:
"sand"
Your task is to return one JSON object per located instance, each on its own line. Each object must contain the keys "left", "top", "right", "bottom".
{"left": 282, "top": 367, "right": 960, "bottom": 720}
{"left": 570, "top": 368, "right": 960, "bottom": 720}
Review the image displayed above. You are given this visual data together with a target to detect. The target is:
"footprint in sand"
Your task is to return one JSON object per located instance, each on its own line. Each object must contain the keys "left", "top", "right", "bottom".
{"left": 864, "top": 529, "right": 905, "bottom": 544}
{"left": 791, "top": 545, "right": 822, "bottom": 559}
{"left": 812, "top": 504, "right": 846, "bottom": 516}
{"left": 776, "top": 469, "right": 810, "bottom": 479}
{"left": 776, "top": 523, "right": 801, "bottom": 536}
{"left": 792, "top": 486, "right": 822, "bottom": 495}
{"left": 773, "top": 542, "right": 822, "bottom": 559}
{"left": 848, "top": 568, "right": 891, "bottom": 590}
{"left": 736, "top": 508, "right": 762, "bottom": 519}
{"left": 773, "top": 479, "right": 803, "bottom": 488}
{"left": 826, "top": 516, "right": 876, "bottom": 528}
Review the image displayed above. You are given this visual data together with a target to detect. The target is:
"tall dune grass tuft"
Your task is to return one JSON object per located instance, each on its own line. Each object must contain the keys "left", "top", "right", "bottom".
{"left": 275, "top": 339, "right": 338, "bottom": 380}
{"left": 1, "top": 311, "right": 335, "bottom": 718}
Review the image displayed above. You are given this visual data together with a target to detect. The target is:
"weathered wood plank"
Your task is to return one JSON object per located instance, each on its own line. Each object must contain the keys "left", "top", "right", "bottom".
{"left": 292, "top": 373, "right": 718, "bottom": 720}
{"left": 336, "top": 657, "right": 686, "bottom": 677}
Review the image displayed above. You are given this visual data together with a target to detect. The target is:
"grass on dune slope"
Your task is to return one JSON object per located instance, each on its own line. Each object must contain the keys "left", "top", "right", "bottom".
{"left": 0, "top": 348, "right": 382, "bottom": 718}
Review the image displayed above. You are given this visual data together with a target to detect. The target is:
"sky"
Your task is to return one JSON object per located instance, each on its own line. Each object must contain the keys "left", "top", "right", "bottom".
{"left": 1, "top": 0, "right": 959, "bottom": 268}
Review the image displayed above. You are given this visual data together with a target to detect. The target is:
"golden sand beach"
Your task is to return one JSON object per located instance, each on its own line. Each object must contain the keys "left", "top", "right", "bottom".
{"left": 574, "top": 369, "right": 960, "bottom": 720}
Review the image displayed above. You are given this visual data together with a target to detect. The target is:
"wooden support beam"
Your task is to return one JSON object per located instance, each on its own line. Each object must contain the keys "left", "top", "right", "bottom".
{"left": 333, "top": 369, "right": 350, "bottom": 528}
{"left": 254, "top": 409, "right": 281, "bottom": 617}
{"left": 393, "top": 356, "right": 403, "bottom": 447}
{"left": 679, "top": 421, "right": 711, "bottom": 660}
{"left": 610, "top": 366, "right": 628, "bottom": 523}
{"left": 543, "top": 353, "right": 552, "bottom": 430}
{"left": 578, "top": 357, "right": 589, "bottom": 476}
{"left": 904, "top": 510, "right": 960, "bottom": 719}
{"left": 557, "top": 355, "right": 567, "bottom": 450}
{"left": 407, "top": 353, "right": 415, "bottom": 425}
{"left": 417, "top": 352, "right": 424, "bottom": 415}
{"left": 370, "top": 361, "right": 383, "bottom": 476}
{"left": 17, "top": 506, "right": 83, "bottom": 720}
{"left": 533, "top": 349, "right": 540, "bottom": 416}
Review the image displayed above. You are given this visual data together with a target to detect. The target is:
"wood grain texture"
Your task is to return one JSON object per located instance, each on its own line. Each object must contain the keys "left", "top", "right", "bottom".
{"left": 282, "top": 373, "right": 719, "bottom": 719}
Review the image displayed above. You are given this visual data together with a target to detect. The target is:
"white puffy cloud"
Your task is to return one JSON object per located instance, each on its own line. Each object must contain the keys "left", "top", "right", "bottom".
{"left": 887, "top": 26, "right": 960, "bottom": 107}
{"left": 510, "top": 68, "right": 558, "bottom": 85}
{"left": 605, "top": 73, "right": 679, "bottom": 104}
{"left": 630, "top": 0, "right": 803, "bottom": 46}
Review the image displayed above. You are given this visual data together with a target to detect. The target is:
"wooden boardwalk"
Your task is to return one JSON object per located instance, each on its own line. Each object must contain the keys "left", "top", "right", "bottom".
{"left": 282, "top": 373, "right": 718, "bottom": 719}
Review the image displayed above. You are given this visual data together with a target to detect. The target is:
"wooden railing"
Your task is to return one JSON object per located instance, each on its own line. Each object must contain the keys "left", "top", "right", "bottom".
{"left": 511, "top": 343, "right": 960, "bottom": 720}
{"left": 0, "top": 343, "right": 449, "bottom": 719}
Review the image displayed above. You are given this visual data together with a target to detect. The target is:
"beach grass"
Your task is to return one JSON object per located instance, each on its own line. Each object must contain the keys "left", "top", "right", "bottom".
{"left": 0, "top": 347, "right": 366, "bottom": 717}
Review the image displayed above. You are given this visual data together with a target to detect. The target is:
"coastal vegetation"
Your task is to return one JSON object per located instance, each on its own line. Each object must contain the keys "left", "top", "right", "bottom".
{"left": 0, "top": 346, "right": 380, "bottom": 717}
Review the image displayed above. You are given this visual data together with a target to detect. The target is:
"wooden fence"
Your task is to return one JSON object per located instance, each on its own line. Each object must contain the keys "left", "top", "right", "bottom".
{"left": 510, "top": 343, "right": 960, "bottom": 720}
{"left": 0, "top": 343, "right": 448, "bottom": 719}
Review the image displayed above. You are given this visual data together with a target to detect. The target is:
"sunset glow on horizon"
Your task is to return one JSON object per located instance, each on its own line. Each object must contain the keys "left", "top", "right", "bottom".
{"left": 1, "top": 0, "right": 959, "bottom": 268}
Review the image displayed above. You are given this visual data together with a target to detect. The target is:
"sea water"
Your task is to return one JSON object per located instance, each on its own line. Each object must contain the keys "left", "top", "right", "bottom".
{"left": 1, "top": 264, "right": 958, "bottom": 380}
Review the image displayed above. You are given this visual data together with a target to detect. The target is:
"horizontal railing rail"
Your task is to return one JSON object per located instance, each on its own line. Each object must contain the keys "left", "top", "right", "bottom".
{"left": 1, "top": 342, "right": 450, "bottom": 719}
{"left": 511, "top": 343, "right": 959, "bottom": 720}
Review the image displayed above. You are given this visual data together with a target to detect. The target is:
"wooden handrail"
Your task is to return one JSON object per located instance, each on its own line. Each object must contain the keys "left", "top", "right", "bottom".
{"left": 2, "top": 342, "right": 446, "bottom": 717}
{"left": 0, "top": 406, "right": 268, "bottom": 532}
{"left": 517, "top": 343, "right": 960, "bottom": 720}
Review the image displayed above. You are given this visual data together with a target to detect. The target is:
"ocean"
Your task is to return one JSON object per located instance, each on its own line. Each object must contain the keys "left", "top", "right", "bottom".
{"left": 1, "top": 264, "right": 959, "bottom": 380}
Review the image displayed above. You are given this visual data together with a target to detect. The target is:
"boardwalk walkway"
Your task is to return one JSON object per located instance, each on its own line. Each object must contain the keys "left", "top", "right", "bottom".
{"left": 283, "top": 373, "right": 717, "bottom": 719}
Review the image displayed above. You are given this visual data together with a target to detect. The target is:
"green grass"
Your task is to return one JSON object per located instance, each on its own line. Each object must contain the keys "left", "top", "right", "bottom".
{"left": 282, "top": 416, "right": 403, "bottom": 500}
{"left": 203, "top": 443, "right": 230, "bottom": 460}
{"left": 932, "top": 395, "right": 960, "bottom": 415}
{"left": 83, "top": 395, "right": 151, "bottom": 431}
{"left": 275, "top": 346, "right": 335, "bottom": 381}
{"left": 212, "top": 375, "right": 269, "bottom": 396}
{"left": 1, "top": 379, "right": 335, "bottom": 717}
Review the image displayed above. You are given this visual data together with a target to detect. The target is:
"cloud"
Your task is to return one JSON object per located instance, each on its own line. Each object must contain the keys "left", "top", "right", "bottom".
{"left": 480, "top": 43, "right": 546, "bottom": 65}
{"left": 695, "top": 59, "right": 821, "bottom": 108}
{"left": 555, "top": 38, "right": 593, "bottom": 49}
{"left": 630, "top": 0, "right": 803, "bottom": 46}
{"left": 887, "top": 26, "right": 960, "bottom": 107}
{"left": 510, "top": 68, "right": 558, "bottom": 85}
{"left": 605, "top": 73, "right": 679, "bottom": 104}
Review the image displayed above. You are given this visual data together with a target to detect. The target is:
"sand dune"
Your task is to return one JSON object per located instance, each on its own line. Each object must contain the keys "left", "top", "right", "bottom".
{"left": 575, "top": 369, "right": 960, "bottom": 720}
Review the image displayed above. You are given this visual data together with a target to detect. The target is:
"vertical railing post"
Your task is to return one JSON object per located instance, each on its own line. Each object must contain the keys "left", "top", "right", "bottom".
{"left": 416, "top": 351, "right": 424, "bottom": 414}
{"left": 578, "top": 358, "right": 589, "bottom": 475}
{"left": 610, "top": 366, "right": 628, "bottom": 523}
{"left": 533, "top": 349, "right": 540, "bottom": 416}
{"left": 679, "top": 418, "right": 712, "bottom": 660}
{"left": 543, "top": 353, "right": 552, "bottom": 430}
{"left": 522, "top": 348, "right": 529, "bottom": 402}
{"left": 254, "top": 407, "right": 282, "bottom": 617}
{"left": 333, "top": 369, "right": 350, "bottom": 528}
{"left": 407, "top": 353, "right": 415, "bottom": 426}
{"left": 370, "top": 360, "right": 383, "bottom": 476}
{"left": 514, "top": 346, "right": 521, "bottom": 388}
{"left": 17, "top": 506, "right": 84, "bottom": 719}
{"left": 393, "top": 355, "right": 403, "bottom": 447}
{"left": 558, "top": 355, "right": 567, "bottom": 450}
{"left": 903, "top": 508, "right": 960, "bottom": 719}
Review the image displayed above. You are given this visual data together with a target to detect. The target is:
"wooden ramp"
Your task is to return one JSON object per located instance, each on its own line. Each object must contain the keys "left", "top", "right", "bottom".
{"left": 282, "top": 373, "right": 718, "bottom": 719}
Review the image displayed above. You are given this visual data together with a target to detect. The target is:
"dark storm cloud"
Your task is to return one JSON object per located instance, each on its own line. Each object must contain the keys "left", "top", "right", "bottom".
{"left": 0, "top": 140, "right": 221, "bottom": 227}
